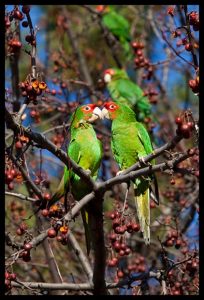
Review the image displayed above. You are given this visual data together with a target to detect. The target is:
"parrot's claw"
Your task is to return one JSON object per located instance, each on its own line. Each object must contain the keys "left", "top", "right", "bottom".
{"left": 85, "top": 169, "right": 92, "bottom": 176}
{"left": 116, "top": 170, "right": 124, "bottom": 176}
{"left": 138, "top": 157, "right": 146, "bottom": 166}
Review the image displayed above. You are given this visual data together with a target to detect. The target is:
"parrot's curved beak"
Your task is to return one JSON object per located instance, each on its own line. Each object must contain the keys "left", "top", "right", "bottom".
{"left": 103, "top": 73, "right": 112, "bottom": 83}
{"left": 101, "top": 107, "right": 110, "bottom": 119}
{"left": 88, "top": 107, "right": 103, "bottom": 122}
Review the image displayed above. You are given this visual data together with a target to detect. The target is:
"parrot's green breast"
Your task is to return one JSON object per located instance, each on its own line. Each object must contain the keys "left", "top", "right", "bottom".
{"left": 65, "top": 125, "right": 102, "bottom": 200}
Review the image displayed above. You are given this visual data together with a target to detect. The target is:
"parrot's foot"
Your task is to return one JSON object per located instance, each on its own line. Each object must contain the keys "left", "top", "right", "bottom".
{"left": 116, "top": 170, "right": 124, "bottom": 176}
{"left": 85, "top": 169, "right": 91, "bottom": 176}
{"left": 138, "top": 156, "right": 146, "bottom": 166}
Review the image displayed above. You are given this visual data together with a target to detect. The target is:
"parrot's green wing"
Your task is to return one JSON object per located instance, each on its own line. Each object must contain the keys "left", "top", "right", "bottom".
{"left": 109, "top": 103, "right": 155, "bottom": 244}
{"left": 102, "top": 10, "right": 132, "bottom": 58}
{"left": 136, "top": 121, "right": 160, "bottom": 204}
{"left": 108, "top": 78, "right": 151, "bottom": 121}
{"left": 102, "top": 10, "right": 130, "bottom": 40}
{"left": 135, "top": 121, "right": 154, "bottom": 156}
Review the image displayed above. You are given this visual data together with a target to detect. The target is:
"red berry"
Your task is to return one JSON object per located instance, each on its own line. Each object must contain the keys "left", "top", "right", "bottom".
{"left": 10, "top": 273, "right": 17, "bottom": 281}
{"left": 136, "top": 49, "right": 143, "bottom": 57}
{"left": 189, "top": 79, "right": 197, "bottom": 89}
{"left": 185, "top": 43, "right": 192, "bottom": 51}
{"left": 113, "top": 241, "right": 121, "bottom": 252}
{"left": 15, "top": 141, "right": 23, "bottom": 149}
{"left": 112, "top": 257, "right": 118, "bottom": 265}
{"left": 107, "top": 259, "right": 115, "bottom": 267}
{"left": 25, "top": 35, "right": 32, "bottom": 43}
{"left": 30, "top": 110, "right": 37, "bottom": 118}
{"left": 131, "top": 41, "right": 139, "bottom": 49}
{"left": 5, "top": 272, "right": 11, "bottom": 280}
{"left": 117, "top": 270, "right": 124, "bottom": 278}
{"left": 16, "top": 228, "right": 23, "bottom": 236}
{"left": 180, "top": 124, "right": 191, "bottom": 138}
{"left": 125, "top": 248, "right": 131, "bottom": 255}
{"left": 175, "top": 117, "right": 182, "bottom": 125}
{"left": 22, "top": 21, "right": 28, "bottom": 27}
{"left": 23, "top": 243, "right": 32, "bottom": 251}
{"left": 112, "top": 218, "right": 120, "bottom": 229}
{"left": 56, "top": 235, "right": 63, "bottom": 242}
{"left": 120, "top": 243, "right": 126, "bottom": 250}
{"left": 173, "top": 290, "right": 181, "bottom": 295}
{"left": 20, "top": 222, "right": 28, "bottom": 231}
{"left": 166, "top": 239, "right": 174, "bottom": 247}
{"left": 187, "top": 122, "right": 194, "bottom": 130}
{"left": 41, "top": 209, "right": 49, "bottom": 217}
{"left": 51, "top": 89, "right": 56, "bottom": 96}
{"left": 13, "top": 10, "right": 24, "bottom": 20}
{"left": 150, "top": 201, "right": 156, "bottom": 208}
{"left": 175, "top": 239, "right": 182, "bottom": 249}
{"left": 110, "top": 213, "right": 116, "bottom": 220}
{"left": 6, "top": 173, "right": 14, "bottom": 183}
{"left": 44, "top": 193, "right": 51, "bottom": 201}
{"left": 22, "top": 254, "right": 31, "bottom": 262}
{"left": 8, "top": 182, "right": 14, "bottom": 190}
{"left": 119, "top": 249, "right": 125, "bottom": 256}
{"left": 109, "top": 233, "right": 117, "bottom": 242}
{"left": 22, "top": 5, "right": 30, "bottom": 14}
{"left": 138, "top": 265, "right": 145, "bottom": 272}
{"left": 47, "top": 228, "right": 57, "bottom": 238}
{"left": 132, "top": 223, "right": 140, "bottom": 232}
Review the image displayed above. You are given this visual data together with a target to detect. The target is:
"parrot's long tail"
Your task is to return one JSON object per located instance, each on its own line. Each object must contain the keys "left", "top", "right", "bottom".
{"left": 134, "top": 184, "right": 150, "bottom": 245}
{"left": 81, "top": 208, "right": 92, "bottom": 256}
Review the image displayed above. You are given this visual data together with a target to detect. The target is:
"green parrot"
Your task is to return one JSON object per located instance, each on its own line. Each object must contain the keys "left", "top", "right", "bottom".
{"left": 48, "top": 103, "right": 103, "bottom": 255}
{"left": 103, "top": 68, "right": 152, "bottom": 122}
{"left": 98, "top": 5, "right": 132, "bottom": 58}
{"left": 102, "top": 101, "right": 156, "bottom": 244}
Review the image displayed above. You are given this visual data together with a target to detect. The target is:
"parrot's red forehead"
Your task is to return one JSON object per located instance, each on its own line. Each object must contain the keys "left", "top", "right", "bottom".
{"left": 81, "top": 104, "right": 97, "bottom": 113}
{"left": 104, "top": 69, "right": 115, "bottom": 76}
{"left": 104, "top": 101, "right": 119, "bottom": 111}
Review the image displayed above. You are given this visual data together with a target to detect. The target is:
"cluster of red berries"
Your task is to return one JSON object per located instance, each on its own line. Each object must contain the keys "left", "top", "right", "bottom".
{"left": 47, "top": 224, "right": 69, "bottom": 246}
{"left": 16, "top": 222, "right": 28, "bottom": 236}
{"left": 19, "top": 242, "right": 33, "bottom": 262}
{"left": 167, "top": 255, "right": 199, "bottom": 295}
{"left": 29, "top": 109, "right": 41, "bottom": 123}
{"left": 52, "top": 133, "right": 65, "bottom": 148}
{"left": 188, "top": 11, "right": 199, "bottom": 31}
{"left": 111, "top": 255, "right": 146, "bottom": 281}
{"left": 5, "top": 166, "right": 21, "bottom": 191}
{"left": 5, "top": 6, "right": 32, "bottom": 54}
{"left": 110, "top": 210, "right": 140, "bottom": 235}
{"left": 5, "top": 271, "right": 17, "bottom": 292}
{"left": 15, "top": 134, "right": 29, "bottom": 150}
{"left": 163, "top": 230, "right": 183, "bottom": 249}
{"left": 175, "top": 112, "right": 195, "bottom": 139}
{"left": 131, "top": 41, "right": 153, "bottom": 80}
{"left": 189, "top": 76, "right": 199, "bottom": 94}
{"left": 41, "top": 203, "right": 65, "bottom": 219}
{"left": 109, "top": 234, "right": 132, "bottom": 258}
{"left": 19, "top": 80, "right": 47, "bottom": 104}
{"left": 143, "top": 87, "right": 158, "bottom": 105}
{"left": 8, "top": 39, "right": 22, "bottom": 54}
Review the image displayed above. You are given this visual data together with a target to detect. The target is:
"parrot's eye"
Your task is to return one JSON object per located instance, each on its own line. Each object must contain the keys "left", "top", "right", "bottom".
{"left": 84, "top": 106, "right": 91, "bottom": 111}
{"left": 109, "top": 104, "right": 116, "bottom": 110}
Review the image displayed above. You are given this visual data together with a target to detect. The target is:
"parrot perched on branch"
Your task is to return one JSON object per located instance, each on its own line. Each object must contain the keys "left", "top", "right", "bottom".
{"left": 48, "top": 104, "right": 103, "bottom": 255}
{"left": 102, "top": 101, "right": 158, "bottom": 244}
{"left": 103, "top": 68, "right": 152, "bottom": 122}
{"left": 98, "top": 5, "right": 132, "bottom": 58}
